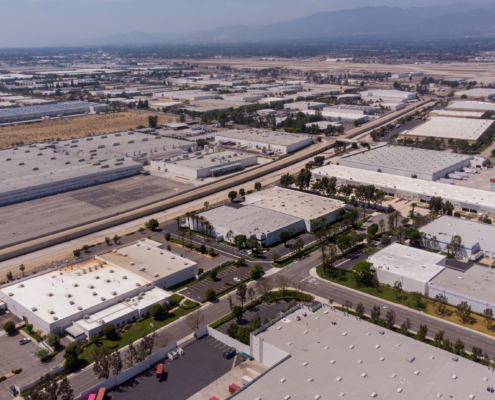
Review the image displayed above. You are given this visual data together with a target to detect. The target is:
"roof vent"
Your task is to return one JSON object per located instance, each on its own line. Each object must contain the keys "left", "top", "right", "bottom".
{"left": 72, "top": 283, "right": 78, "bottom": 287}
{"left": 47, "top": 292, "right": 53, "bottom": 297}
{"left": 280, "top": 378, "right": 286, "bottom": 383}
{"left": 88, "top": 285, "right": 94, "bottom": 289}
{"left": 330, "top": 360, "right": 336, "bottom": 364}
{"left": 65, "top": 293, "right": 72, "bottom": 298}
{"left": 109, "top": 269, "right": 114, "bottom": 273}
{"left": 154, "top": 273, "right": 159, "bottom": 278}
{"left": 111, "top": 291, "right": 117, "bottom": 296}
{"left": 69, "top": 301, "right": 74, "bottom": 305}
{"left": 48, "top": 309, "right": 55, "bottom": 314}
{"left": 84, "top": 315, "right": 90, "bottom": 320}
{"left": 140, "top": 267, "right": 146, "bottom": 271}
{"left": 18, "top": 284, "right": 24, "bottom": 288}
{"left": 31, "top": 307, "right": 37, "bottom": 311}
{"left": 336, "top": 377, "right": 342, "bottom": 382}
{"left": 53, "top": 316, "right": 58, "bottom": 321}
{"left": 136, "top": 283, "right": 141, "bottom": 287}
{"left": 92, "top": 292, "right": 97, "bottom": 296}
{"left": 123, "top": 276, "right": 127, "bottom": 280}
{"left": 371, "top": 393, "right": 377, "bottom": 398}
{"left": 397, "top": 388, "right": 403, "bottom": 393}
{"left": 77, "top": 306, "right": 83, "bottom": 310}
{"left": 406, "top": 356, "right": 415, "bottom": 363}
{"left": 101, "top": 297, "right": 106, "bottom": 301}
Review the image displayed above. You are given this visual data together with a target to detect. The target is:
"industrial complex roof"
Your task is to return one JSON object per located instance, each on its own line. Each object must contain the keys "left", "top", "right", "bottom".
{"left": 419, "top": 216, "right": 495, "bottom": 250}
{"left": 455, "top": 88, "right": 495, "bottom": 98}
{"left": 217, "top": 129, "right": 311, "bottom": 146}
{"left": 447, "top": 101, "right": 495, "bottom": 112}
{"left": 163, "top": 150, "right": 255, "bottom": 171}
{"left": 0, "top": 101, "right": 102, "bottom": 118}
{"left": 198, "top": 204, "right": 302, "bottom": 236}
{"left": 368, "top": 243, "right": 446, "bottom": 282}
{"left": 233, "top": 306, "right": 491, "bottom": 400}
{"left": 401, "top": 117, "right": 494, "bottom": 141}
{"left": 97, "top": 239, "right": 197, "bottom": 282}
{"left": 0, "top": 259, "right": 148, "bottom": 324}
{"left": 430, "top": 265, "right": 495, "bottom": 305}
{"left": 246, "top": 187, "right": 345, "bottom": 220}
{"left": 313, "top": 164, "right": 495, "bottom": 210}
{"left": 339, "top": 145, "right": 472, "bottom": 175}
{"left": 431, "top": 110, "right": 484, "bottom": 118}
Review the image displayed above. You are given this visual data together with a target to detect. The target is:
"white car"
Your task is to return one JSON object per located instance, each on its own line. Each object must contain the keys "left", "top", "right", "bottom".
{"left": 233, "top": 277, "right": 241, "bottom": 282}
{"left": 19, "top": 338, "right": 31, "bottom": 345}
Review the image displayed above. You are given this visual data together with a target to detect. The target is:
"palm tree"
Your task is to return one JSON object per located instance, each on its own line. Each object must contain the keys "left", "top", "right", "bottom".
{"left": 395, "top": 225, "right": 405, "bottom": 244}
{"left": 175, "top": 216, "right": 181, "bottom": 230}
{"left": 176, "top": 229, "right": 186, "bottom": 247}
{"left": 187, "top": 230, "right": 194, "bottom": 248}
{"left": 19, "top": 264, "right": 25, "bottom": 277}
{"left": 319, "top": 246, "right": 329, "bottom": 275}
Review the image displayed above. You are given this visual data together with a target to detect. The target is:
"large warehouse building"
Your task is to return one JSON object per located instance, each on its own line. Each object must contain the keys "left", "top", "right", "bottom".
{"left": 359, "top": 89, "right": 417, "bottom": 101}
{"left": 233, "top": 305, "right": 491, "bottom": 400}
{"left": 215, "top": 129, "right": 313, "bottom": 154}
{"left": 0, "top": 101, "right": 109, "bottom": 123}
{"left": 367, "top": 243, "right": 446, "bottom": 295}
{"left": 0, "top": 147, "right": 143, "bottom": 206}
{"left": 0, "top": 239, "right": 196, "bottom": 338}
{"left": 150, "top": 149, "right": 257, "bottom": 179}
{"left": 420, "top": 216, "right": 495, "bottom": 260}
{"left": 313, "top": 165, "right": 495, "bottom": 217}
{"left": 454, "top": 88, "right": 495, "bottom": 99}
{"left": 339, "top": 145, "right": 474, "bottom": 181}
{"left": 430, "top": 265, "right": 495, "bottom": 313}
{"left": 399, "top": 117, "right": 494, "bottom": 145}
{"left": 446, "top": 101, "right": 495, "bottom": 113}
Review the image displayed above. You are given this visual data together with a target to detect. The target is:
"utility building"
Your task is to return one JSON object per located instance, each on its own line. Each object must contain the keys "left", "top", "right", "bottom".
{"left": 367, "top": 243, "right": 446, "bottom": 295}
{"left": 339, "top": 145, "right": 473, "bottom": 181}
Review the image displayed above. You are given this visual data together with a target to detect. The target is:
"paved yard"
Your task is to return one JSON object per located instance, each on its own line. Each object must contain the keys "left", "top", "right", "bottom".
{"left": 109, "top": 336, "right": 242, "bottom": 400}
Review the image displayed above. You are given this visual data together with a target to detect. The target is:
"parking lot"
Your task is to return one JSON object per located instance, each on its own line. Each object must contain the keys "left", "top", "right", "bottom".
{"left": 109, "top": 336, "right": 242, "bottom": 400}
{"left": 217, "top": 301, "right": 292, "bottom": 334}
{"left": 0, "top": 329, "right": 66, "bottom": 400}
{"left": 179, "top": 267, "right": 251, "bottom": 301}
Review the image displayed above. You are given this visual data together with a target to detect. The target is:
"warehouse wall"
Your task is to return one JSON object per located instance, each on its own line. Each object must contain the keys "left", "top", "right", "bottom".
{"left": 374, "top": 269, "right": 430, "bottom": 295}
{"left": 429, "top": 284, "right": 495, "bottom": 314}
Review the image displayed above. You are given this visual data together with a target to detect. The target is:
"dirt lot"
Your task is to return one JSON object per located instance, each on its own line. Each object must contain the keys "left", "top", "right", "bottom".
{"left": 0, "top": 112, "right": 176, "bottom": 149}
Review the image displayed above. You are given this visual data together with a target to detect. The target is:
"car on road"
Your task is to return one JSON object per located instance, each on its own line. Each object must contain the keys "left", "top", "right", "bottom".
{"left": 19, "top": 338, "right": 31, "bottom": 345}
{"left": 233, "top": 277, "right": 241, "bottom": 282}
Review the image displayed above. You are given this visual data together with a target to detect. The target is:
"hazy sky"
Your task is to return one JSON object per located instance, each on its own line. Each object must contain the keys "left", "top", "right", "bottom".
{"left": 0, "top": 0, "right": 492, "bottom": 48}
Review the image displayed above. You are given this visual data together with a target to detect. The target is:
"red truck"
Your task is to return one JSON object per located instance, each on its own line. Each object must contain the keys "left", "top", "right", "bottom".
{"left": 156, "top": 364, "right": 164, "bottom": 381}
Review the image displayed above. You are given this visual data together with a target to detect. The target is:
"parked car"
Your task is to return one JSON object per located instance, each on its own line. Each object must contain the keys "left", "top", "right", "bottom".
{"left": 233, "top": 277, "right": 241, "bottom": 282}
{"left": 19, "top": 338, "right": 31, "bottom": 345}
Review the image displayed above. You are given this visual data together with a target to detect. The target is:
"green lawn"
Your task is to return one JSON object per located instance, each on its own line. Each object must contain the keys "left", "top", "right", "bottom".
{"left": 316, "top": 265, "right": 427, "bottom": 312}
{"left": 78, "top": 305, "right": 199, "bottom": 367}
{"left": 22, "top": 327, "right": 42, "bottom": 342}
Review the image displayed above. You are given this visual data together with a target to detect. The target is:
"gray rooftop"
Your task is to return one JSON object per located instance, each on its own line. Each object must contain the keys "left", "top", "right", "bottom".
{"left": 198, "top": 204, "right": 302, "bottom": 235}
{"left": 233, "top": 306, "right": 494, "bottom": 400}
{"left": 165, "top": 150, "right": 255, "bottom": 171}
{"left": 402, "top": 117, "right": 494, "bottom": 141}
{"left": 217, "top": 129, "right": 312, "bottom": 146}
{"left": 0, "top": 101, "right": 102, "bottom": 118}
{"left": 447, "top": 101, "right": 495, "bottom": 112}
{"left": 340, "top": 145, "right": 472, "bottom": 175}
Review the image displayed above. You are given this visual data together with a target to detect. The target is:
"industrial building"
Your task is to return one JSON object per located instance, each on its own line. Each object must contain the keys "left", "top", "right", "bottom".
{"left": 258, "top": 97, "right": 290, "bottom": 105}
{"left": 0, "top": 147, "right": 143, "bottom": 206}
{"left": 359, "top": 89, "right": 417, "bottom": 101}
{"left": 339, "top": 145, "right": 474, "bottom": 181}
{"left": 399, "top": 117, "right": 494, "bottom": 145}
{"left": 244, "top": 187, "right": 346, "bottom": 231}
{"left": 0, "top": 101, "right": 109, "bottom": 123}
{"left": 367, "top": 243, "right": 446, "bottom": 295}
{"left": 150, "top": 150, "right": 257, "bottom": 179}
{"left": 0, "top": 239, "right": 196, "bottom": 338}
{"left": 283, "top": 102, "right": 326, "bottom": 111}
{"left": 305, "top": 121, "right": 343, "bottom": 132}
{"left": 215, "top": 130, "right": 313, "bottom": 154}
{"left": 420, "top": 216, "right": 495, "bottom": 260}
{"left": 234, "top": 304, "right": 491, "bottom": 400}
{"left": 187, "top": 205, "right": 305, "bottom": 247}
{"left": 454, "top": 88, "right": 495, "bottom": 100}
{"left": 429, "top": 110, "right": 484, "bottom": 119}
{"left": 324, "top": 104, "right": 382, "bottom": 115}
{"left": 152, "top": 90, "right": 221, "bottom": 101}
{"left": 446, "top": 101, "right": 495, "bottom": 113}
{"left": 429, "top": 265, "right": 495, "bottom": 313}
{"left": 305, "top": 109, "right": 369, "bottom": 123}
{"left": 313, "top": 165, "right": 495, "bottom": 217}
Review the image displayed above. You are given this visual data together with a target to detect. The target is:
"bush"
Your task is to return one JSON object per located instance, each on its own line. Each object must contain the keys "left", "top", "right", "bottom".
{"left": 64, "top": 355, "right": 77, "bottom": 372}
{"left": 237, "top": 258, "right": 246, "bottom": 267}
{"left": 12, "top": 368, "right": 22, "bottom": 374}
{"left": 208, "top": 248, "right": 217, "bottom": 256}
{"left": 3, "top": 321, "right": 15, "bottom": 335}
{"left": 454, "top": 212, "right": 461, "bottom": 218}
{"left": 103, "top": 324, "right": 116, "bottom": 339}
{"left": 145, "top": 219, "right": 159, "bottom": 231}
{"left": 164, "top": 232, "right": 171, "bottom": 241}
{"left": 36, "top": 349, "right": 50, "bottom": 362}
{"left": 198, "top": 268, "right": 204, "bottom": 275}
{"left": 180, "top": 300, "right": 199, "bottom": 310}
{"left": 48, "top": 334, "right": 61, "bottom": 350}
{"left": 107, "top": 342, "right": 119, "bottom": 349}
{"left": 26, "top": 324, "right": 33, "bottom": 333}
{"left": 381, "top": 236, "right": 391, "bottom": 246}
{"left": 150, "top": 304, "right": 163, "bottom": 318}
{"left": 250, "top": 264, "right": 264, "bottom": 279}
{"left": 137, "top": 318, "right": 146, "bottom": 322}
{"left": 170, "top": 294, "right": 184, "bottom": 306}
{"left": 124, "top": 324, "right": 132, "bottom": 330}
{"left": 205, "top": 288, "right": 216, "bottom": 301}
{"left": 199, "top": 244, "right": 207, "bottom": 254}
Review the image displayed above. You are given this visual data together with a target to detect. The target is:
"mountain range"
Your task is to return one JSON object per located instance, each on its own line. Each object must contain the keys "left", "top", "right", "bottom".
{"left": 89, "top": 2, "right": 495, "bottom": 46}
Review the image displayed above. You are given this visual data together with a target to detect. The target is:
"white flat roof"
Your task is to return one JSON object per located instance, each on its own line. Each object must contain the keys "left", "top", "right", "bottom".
{"left": 402, "top": 117, "right": 493, "bottom": 141}
{"left": 233, "top": 306, "right": 492, "bottom": 400}
{"left": 97, "top": 239, "right": 197, "bottom": 282}
{"left": 368, "top": 243, "right": 446, "bottom": 282}
{"left": 447, "top": 101, "right": 495, "bottom": 112}
{"left": 313, "top": 164, "right": 495, "bottom": 210}
{"left": 163, "top": 150, "right": 255, "bottom": 171}
{"left": 0, "top": 259, "right": 148, "bottom": 324}
{"left": 455, "top": 88, "right": 495, "bottom": 98}
{"left": 431, "top": 110, "right": 484, "bottom": 118}
{"left": 247, "top": 187, "right": 345, "bottom": 220}
{"left": 217, "top": 129, "right": 312, "bottom": 146}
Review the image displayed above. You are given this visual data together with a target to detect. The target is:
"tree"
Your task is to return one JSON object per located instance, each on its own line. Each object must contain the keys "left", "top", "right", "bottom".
{"left": 142, "top": 332, "right": 157, "bottom": 356}
{"left": 109, "top": 350, "right": 123, "bottom": 376}
{"left": 280, "top": 173, "right": 295, "bottom": 188}
{"left": 150, "top": 304, "right": 163, "bottom": 319}
{"left": 356, "top": 302, "right": 366, "bottom": 319}
{"left": 472, "top": 346, "right": 483, "bottom": 361}
{"left": 434, "top": 294, "right": 448, "bottom": 315}
{"left": 454, "top": 339, "right": 465, "bottom": 355}
{"left": 73, "top": 248, "right": 81, "bottom": 258}
{"left": 250, "top": 264, "right": 264, "bottom": 279}
{"left": 254, "top": 182, "right": 262, "bottom": 191}
{"left": 250, "top": 313, "right": 261, "bottom": 331}
{"left": 237, "top": 282, "right": 247, "bottom": 307}
{"left": 239, "top": 188, "right": 246, "bottom": 198}
{"left": 103, "top": 324, "right": 117, "bottom": 339}
{"left": 210, "top": 269, "right": 218, "bottom": 280}
{"left": 276, "top": 275, "right": 292, "bottom": 296}
{"left": 64, "top": 342, "right": 82, "bottom": 367}
{"left": 370, "top": 305, "right": 381, "bottom": 324}
{"left": 45, "top": 381, "right": 59, "bottom": 400}
{"left": 428, "top": 196, "right": 444, "bottom": 213}
{"left": 279, "top": 231, "right": 291, "bottom": 246}
{"left": 113, "top": 234, "right": 120, "bottom": 245}
{"left": 456, "top": 301, "right": 472, "bottom": 324}
{"left": 448, "top": 235, "right": 462, "bottom": 259}
{"left": 148, "top": 115, "right": 158, "bottom": 128}
{"left": 237, "top": 327, "right": 250, "bottom": 345}
{"left": 204, "top": 201, "right": 210, "bottom": 210}
{"left": 6, "top": 271, "right": 13, "bottom": 281}
{"left": 337, "top": 234, "right": 352, "bottom": 254}
{"left": 232, "top": 305, "right": 243, "bottom": 322}
{"left": 417, "top": 324, "right": 428, "bottom": 342}
{"left": 226, "top": 322, "right": 239, "bottom": 338}
{"left": 19, "top": 264, "right": 25, "bottom": 277}
{"left": 483, "top": 308, "right": 494, "bottom": 330}
{"left": 247, "top": 287, "right": 256, "bottom": 302}
{"left": 48, "top": 334, "right": 61, "bottom": 350}
{"left": 343, "top": 209, "right": 359, "bottom": 227}
{"left": 57, "top": 376, "right": 74, "bottom": 400}
{"left": 412, "top": 292, "right": 422, "bottom": 308}
{"left": 381, "top": 235, "right": 391, "bottom": 246}
{"left": 205, "top": 288, "right": 216, "bottom": 301}
{"left": 105, "top": 236, "right": 111, "bottom": 245}
{"left": 145, "top": 218, "right": 159, "bottom": 231}
{"left": 398, "top": 318, "right": 411, "bottom": 335}
{"left": 92, "top": 348, "right": 111, "bottom": 380}
{"left": 344, "top": 300, "right": 353, "bottom": 311}
{"left": 353, "top": 261, "right": 373, "bottom": 285}
{"left": 237, "top": 258, "right": 246, "bottom": 267}
{"left": 385, "top": 309, "right": 396, "bottom": 329}
{"left": 234, "top": 235, "right": 247, "bottom": 249}
{"left": 64, "top": 355, "right": 77, "bottom": 373}
{"left": 246, "top": 235, "right": 260, "bottom": 253}
{"left": 185, "top": 309, "right": 205, "bottom": 332}
{"left": 393, "top": 280, "right": 403, "bottom": 300}
{"left": 272, "top": 253, "right": 281, "bottom": 263}
{"left": 228, "top": 190, "right": 238, "bottom": 202}
{"left": 3, "top": 321, "right": 15, "bottom": 335}
{"left": 443, "top": 201, "right": 454, "bottom": 216}
{"left": 125, "top": 341, "right": 138, "bottom": 368}
{"left": 367, "top": 223, "right": 379, "bottom": 236}
{"left": 162, "top": 302, "right": 172, "bottom": 316}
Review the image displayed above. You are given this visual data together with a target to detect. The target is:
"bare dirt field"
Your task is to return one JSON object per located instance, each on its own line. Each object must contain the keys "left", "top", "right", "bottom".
{"left": 0, "top": 112, "right": 176, "bottom": 149}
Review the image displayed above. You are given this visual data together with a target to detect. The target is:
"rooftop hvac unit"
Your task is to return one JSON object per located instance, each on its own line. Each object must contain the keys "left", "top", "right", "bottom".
{"left": 123, "top": 276, "right": 127, "bottom": 280}
{"left": 154, "top": 273, "right": 159, "bottom": 278}
{"left": 77, "top": 306, "right": 83, "bottom": 310}
{"left": 92, "top": 292, "right": 97, "bottom": 296}
{"left": 48, "top": 310, "right": 54, "bottom": 314}
{"left": 8, "top": 293, "right": 13, "bottom": 296}
{"left": 65, "top": 293, "right": 72, "bottom": 298}
{"left": 94, "top": 276, "right": 100, "bottom": 279}
{"left": 130, "top": 262, "right": 134, "bottom": 266}
{"left": 123, "top": 253, "right": 127, "bottom": 257}
{"left": 125, "top": 298, "right": 131, "bottom": 302}
{"left": 88, "top": 285, "right": 94, "bottom": 289}
{"left": 72, "top": 283, "right": 78, "bottom": 287}
{"left": 111, "top": 291, "right": 117, "bottom": 296}
{"left": 53, "top": 316, "right": 58, "bottom": 321}
{"left": 170, "top": 256, "right": 175, "bottom": 259}
{"left": 105, "top": 279, "right": 111, "bottom": 283}
{"left": 69, "top": 301, "right": 74, "bottom": 305}
{"left": 139, "top": 267, "right": 146, "bottom": 271}
{"left": 101, "top": 297, "right": 106, "bottom": 301}
{"left": 136, "top": 283, "right": 141, "bottom": 287}
{"left": 47, "top": 292, "right": 53, "bottom": 297}
{"left": 84, "top": 315, "right": 90, "bottom": 320}
{"left": 31, "top": 307, "right": 37, "bottom": 311}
